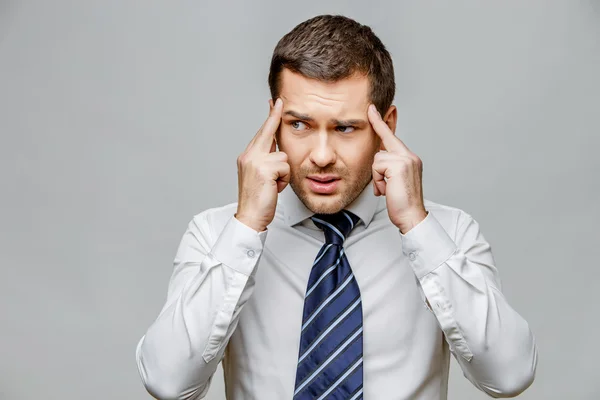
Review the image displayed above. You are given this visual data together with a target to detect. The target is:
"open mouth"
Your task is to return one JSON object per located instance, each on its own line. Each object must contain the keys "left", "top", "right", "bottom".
{"left": 306, "top": 176, "right": 341, "bottom": 194}
{"left": 311, "top": 178, "right": 337, "bottom": 183}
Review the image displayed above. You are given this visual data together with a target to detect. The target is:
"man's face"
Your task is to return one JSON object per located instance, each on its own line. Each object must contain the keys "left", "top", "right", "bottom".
{"left": 272, "top": 68, "right": 396, "bottom": 215}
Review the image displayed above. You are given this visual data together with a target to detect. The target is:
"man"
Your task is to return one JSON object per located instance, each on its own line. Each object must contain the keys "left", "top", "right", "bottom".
{"left": 136, "top": 15, "right": 537, "bottom": 400}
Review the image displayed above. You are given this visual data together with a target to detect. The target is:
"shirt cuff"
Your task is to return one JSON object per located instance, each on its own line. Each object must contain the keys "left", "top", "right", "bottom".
{"left": 210, "top": 216, "right": 268, "bottom": 276}
{"left": 399, "top": 211, "right": 458, "bottom": 279}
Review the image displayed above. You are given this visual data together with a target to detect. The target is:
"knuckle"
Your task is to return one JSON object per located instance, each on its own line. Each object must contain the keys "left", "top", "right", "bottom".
{"left": 398, "top": 160, "right": 410, "bottom": 171}
{"left": 244, "top": 157, "right": 261, "bottom": 173}
{"left": 257, "top": 163, "right": 271, "bottom": 177}
{"left": 267, "top": 151, "right": 287, "bottom": 162}
{"left": 237, "top": 153, "right": 246, "bottom": 166}
{"left": 405, "top": 153, "right": 419, "bottom": 164}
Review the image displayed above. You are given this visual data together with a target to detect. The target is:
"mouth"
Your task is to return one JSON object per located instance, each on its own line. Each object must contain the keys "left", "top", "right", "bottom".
{"left": 307, "top": 174, "right": 340, "bottom": 182}
{"left": 306, "top": 176, "right": 341, "bottom": 194}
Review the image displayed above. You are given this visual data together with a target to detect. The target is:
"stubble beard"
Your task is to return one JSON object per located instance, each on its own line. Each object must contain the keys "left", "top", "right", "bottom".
{"left": 289, "top": 162, "right": 374, "bottom": 215}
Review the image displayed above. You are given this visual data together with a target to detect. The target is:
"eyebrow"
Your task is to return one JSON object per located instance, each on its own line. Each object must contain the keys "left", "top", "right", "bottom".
{"left": 283, "top": 110, "right": 367, "bottom": 126}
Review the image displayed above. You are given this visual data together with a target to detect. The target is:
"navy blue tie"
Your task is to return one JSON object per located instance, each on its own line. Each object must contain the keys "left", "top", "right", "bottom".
{"left": 293, "top": 210, "right": 363, "bottom": 400}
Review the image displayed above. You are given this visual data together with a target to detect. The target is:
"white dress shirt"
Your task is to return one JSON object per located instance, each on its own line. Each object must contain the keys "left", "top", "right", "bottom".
{"left": 136, "top": 182, "right": 537, "bottom": 399}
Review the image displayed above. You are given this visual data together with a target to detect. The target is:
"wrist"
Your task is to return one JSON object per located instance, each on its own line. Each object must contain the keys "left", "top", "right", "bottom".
{"left": 395, "top": 208, "right": 428, "bottom": 234}
{"left": 234, "top": 212, "right": 267, "bottom": 232}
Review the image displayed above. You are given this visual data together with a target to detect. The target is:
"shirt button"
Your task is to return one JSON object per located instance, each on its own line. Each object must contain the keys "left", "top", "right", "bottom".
{"left": 408, "top": 252, "right": 416, "bottom": 261}
{"left": 247, "top": 250, "right": 255, "bottom": 258}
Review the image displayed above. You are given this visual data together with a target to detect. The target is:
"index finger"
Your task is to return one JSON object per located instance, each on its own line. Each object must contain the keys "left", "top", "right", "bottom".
{"left": 367, "top": 104, "right": 408, "bottom": 153}
{"left": 253, "top": 98, "right": 283, "bottom": 152}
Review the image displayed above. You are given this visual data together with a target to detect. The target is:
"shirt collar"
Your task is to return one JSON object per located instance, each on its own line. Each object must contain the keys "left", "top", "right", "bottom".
{"left": 279, "top": 180, "right": 381, "bottom": 229}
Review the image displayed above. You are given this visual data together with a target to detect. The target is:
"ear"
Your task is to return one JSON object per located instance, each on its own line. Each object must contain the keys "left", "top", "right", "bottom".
{"left": 269, "top": 98, "right": 274, "bottom": 112}
{"left": 383, "top": 105, "right": 398, "bottom": 134}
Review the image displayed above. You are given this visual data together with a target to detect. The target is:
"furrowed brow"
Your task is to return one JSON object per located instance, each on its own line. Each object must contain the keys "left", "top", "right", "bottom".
{"left": 283, "top": 111, "right": 367, "bottom": 127}
{"left": 331, "top": 119, "right": 368, "bottom": 126}
{"left": 283, "top": 110, "right": 315, "bottom": 122}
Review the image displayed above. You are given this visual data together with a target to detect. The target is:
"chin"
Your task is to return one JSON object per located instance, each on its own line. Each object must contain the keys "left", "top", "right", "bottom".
{"left": 305, "top": 195, "right": 345, "bottom": 215}
{"left": 295, "top": 183, "right": 347, "bottom": 215}
{"left": 291, "top": 174, "right": 369, "bottom": 215}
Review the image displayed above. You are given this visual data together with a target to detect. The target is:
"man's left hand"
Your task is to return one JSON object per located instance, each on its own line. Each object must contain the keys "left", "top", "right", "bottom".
{"left": 368, "top": 104, "right": 428, "bottom": 234}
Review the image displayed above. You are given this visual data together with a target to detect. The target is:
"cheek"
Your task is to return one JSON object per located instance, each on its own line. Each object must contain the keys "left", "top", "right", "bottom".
{"left": 278, "top": 131, "right": 308, "bottom": 166}
{"left": 340, "top": 135, "right": 378, "bottom": 167}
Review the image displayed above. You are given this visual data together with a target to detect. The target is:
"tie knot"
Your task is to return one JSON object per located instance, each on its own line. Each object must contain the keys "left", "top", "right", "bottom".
{"left": 310, "top": 210, "right": 360, "bottom": 245}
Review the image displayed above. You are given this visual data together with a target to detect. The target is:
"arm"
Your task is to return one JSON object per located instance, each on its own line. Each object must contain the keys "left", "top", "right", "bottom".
{"left": 136, "top": 97, "right": 287, "bottom": 399}
{"left": 400, "top": 210, "right": 538, "bottom": 398}
{"left": 136, "top": 212, "right": 267, "bottom": 400}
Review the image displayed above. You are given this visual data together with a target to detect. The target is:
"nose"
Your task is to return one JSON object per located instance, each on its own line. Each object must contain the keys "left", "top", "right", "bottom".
{"left": 309, "top": 131, "right": 337, "bottom": 167}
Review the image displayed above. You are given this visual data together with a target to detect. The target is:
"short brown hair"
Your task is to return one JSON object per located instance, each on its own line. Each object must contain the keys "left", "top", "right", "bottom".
{"left": 268, "top": 15, "right": 395, "bottom": 115}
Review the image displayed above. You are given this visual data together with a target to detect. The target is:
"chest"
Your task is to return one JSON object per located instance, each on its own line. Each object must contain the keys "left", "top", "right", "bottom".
{"left": 235, "top": 224, "right": 440, "bottom": 360}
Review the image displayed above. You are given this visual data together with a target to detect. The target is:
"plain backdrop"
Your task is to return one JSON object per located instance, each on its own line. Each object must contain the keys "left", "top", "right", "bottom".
{"left": 1, "top": 1, "right": 599, "bottom": 399}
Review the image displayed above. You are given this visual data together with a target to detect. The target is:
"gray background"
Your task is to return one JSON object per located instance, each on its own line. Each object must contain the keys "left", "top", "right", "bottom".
{"left": 1, "top": 1, "right": 598, "bottom": 399}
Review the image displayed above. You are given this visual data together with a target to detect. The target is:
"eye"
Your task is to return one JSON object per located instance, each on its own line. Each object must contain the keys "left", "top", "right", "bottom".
{"left": 336, "top": 125, "right": 355, "bottom": 134}
{"left": 291, "top": 121, "right": 308, "bottom": 131}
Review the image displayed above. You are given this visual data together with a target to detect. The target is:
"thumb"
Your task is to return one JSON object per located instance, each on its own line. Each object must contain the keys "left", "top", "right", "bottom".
{"left": 277, "top": 179, "right": 289, "bottom": 193}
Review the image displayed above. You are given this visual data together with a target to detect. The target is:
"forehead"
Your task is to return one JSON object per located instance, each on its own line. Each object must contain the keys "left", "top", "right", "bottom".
{"left": 279, "top": 69, "right": 370, "bottom": 117}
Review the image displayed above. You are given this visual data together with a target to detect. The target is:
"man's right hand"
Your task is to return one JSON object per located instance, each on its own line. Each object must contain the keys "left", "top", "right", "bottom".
{"left": 235, "top": 98, "right": 290, "bottom": 232}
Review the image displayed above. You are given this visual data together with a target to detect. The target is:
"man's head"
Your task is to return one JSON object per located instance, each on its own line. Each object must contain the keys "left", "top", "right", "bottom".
{"left": 268, "top": 15, "right": 397, "bottom": 215}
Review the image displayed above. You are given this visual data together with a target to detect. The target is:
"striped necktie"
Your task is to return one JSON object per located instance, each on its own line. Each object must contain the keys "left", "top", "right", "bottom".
{"left": 293, "top": 210, "right": 363, "bottom": 400}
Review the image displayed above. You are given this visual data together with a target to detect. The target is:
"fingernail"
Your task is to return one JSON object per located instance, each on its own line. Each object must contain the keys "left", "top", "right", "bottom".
{"left": 275, "top": 98, "right": 282, "bottom": 108}
{"left": 369, "top": 104, "right": 376, "bottom": 113}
